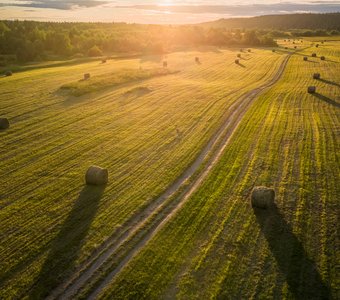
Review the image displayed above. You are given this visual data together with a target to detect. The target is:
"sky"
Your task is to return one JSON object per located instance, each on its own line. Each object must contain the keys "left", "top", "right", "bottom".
{"left": 0, "top": 0, "right": 339, "bottom": 24}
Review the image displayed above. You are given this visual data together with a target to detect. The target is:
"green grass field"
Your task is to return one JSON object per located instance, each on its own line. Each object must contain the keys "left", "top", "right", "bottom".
{"left": 0, "top": 40, "right": 339, "bottom": 299}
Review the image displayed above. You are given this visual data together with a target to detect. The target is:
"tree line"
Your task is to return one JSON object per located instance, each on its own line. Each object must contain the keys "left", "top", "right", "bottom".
{"left": 0, "top": 21, "right": 277, "bottom": 64}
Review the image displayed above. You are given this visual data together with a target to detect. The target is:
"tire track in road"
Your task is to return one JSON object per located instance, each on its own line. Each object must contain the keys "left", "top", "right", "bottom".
{"left": 49, "top": 53, "right": 291, "bottom": 300}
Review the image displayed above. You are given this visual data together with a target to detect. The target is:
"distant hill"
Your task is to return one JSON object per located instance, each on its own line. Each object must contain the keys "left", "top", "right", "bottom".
{"left": 202, "top": 13, "right": 340, "bottom": 30}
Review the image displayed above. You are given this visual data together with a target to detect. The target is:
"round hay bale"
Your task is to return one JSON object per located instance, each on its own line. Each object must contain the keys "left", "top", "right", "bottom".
{"left": 251, "top": 186, "right": 275, "bottom": 209}
{"left": 313, "top": 73, "right": 320, "bottom": 79}
{"left": 312, "top": 53, "right": 317, "bottom": 57}
{"left": 308, "top": 86, "right": 316, "bottom": 94}
{"left": 0, "top": 118, "right": 10, "bottom": 129}
{"left": 272, "top": 49, "right": 275, "bottom": 52}
{"left": 85, "top": 166, "right": 108, "bottom": 185}
{"left": 235, "top": 59, "right": 239, "bottom": 64}
{"left": 303, "top": 57, "right": 308, "bottom": 61}
{"left": 102, "top": 59, "right": 107, "bottom": 63}
{"left": 294, "top": 46, "right": 297, "bottom": 49}
{"left": 237, "top": 53, "right": 241, "bottom": 58}
{"left": 316, "top": 44, "right": 319, "bottom": 48}
{"left": 5, "top": 71, "right": 12, "bottom": 77}
{"left": 163, "top": 61, "right": 168, "bottom": 68}
{"left": 84, "top": 73, "right": 91, "bottom": 80}
{"left": 285, "top": 47, "right": 288, "bottom": 49}
{"left": 320, "top": 56, "right": 325, "bottom": 61}
{"left": 248, "top": 49, "right": 251, "bottom": 52}
{"left": 195, "top": 57, "right": 200, "bottom": 63}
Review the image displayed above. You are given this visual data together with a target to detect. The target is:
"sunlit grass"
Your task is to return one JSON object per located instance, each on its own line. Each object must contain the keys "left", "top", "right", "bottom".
{"left": 0, "top": 47, "right": 285, "bottom": 299}
{"left": 97, "top": 42, "right": 339, "bottom": 300}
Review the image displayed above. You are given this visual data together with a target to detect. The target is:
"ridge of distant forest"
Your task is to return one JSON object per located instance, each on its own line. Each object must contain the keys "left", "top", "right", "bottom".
{"left": 204, "top": 13, "right": 340, "bottom": 30}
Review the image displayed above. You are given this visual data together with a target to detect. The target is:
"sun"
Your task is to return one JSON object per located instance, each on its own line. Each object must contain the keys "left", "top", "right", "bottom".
{"left": 159, "top": 0, "right": 173, "bottom": 6}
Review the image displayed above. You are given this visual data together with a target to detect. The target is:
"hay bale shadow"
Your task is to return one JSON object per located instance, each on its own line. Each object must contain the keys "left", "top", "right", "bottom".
{"left": 324, "top": 59, "right": 340, "bottom": 64}
{"left": 317, "top": 78, "right": 340, "bottom": 88}
{"left": 253, "top": 204, "right": 330, "bottom": 299}
{"left": 28, "top": 185, "right": 106, "bottom": 299}
{"left": 237, "top": 62, "right": 246, "bottom": 68}
{"left": 313, "top": 93, "right": 340, "bottom": 108}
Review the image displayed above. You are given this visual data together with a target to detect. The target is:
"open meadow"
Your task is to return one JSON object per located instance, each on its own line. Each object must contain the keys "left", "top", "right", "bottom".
{"left": 0, "top": 38, "right": 339, "bottom": 299}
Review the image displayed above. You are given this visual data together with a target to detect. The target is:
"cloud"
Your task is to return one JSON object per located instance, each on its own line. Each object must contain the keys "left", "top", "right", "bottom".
{"left": 117, "top": 2, "right": 340, "bottom": 16}
{"left": 0, "top": 0, "right": 108, "bottom": 10}
{"left": 0, "top": 0, "right": 339, "bottom": 14}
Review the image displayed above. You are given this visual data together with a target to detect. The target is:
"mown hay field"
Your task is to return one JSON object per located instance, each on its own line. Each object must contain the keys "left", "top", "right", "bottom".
{"left": 0, "top": 48, "right": 287, "bottom": 298}
{"left": 94, "top": 41, "right": 339, "bottom": 299}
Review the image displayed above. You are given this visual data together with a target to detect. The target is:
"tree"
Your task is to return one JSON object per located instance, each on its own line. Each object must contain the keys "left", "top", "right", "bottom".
{"left": 54, "top": 33, "right": 72, "bottom": 55}
{"left": 243, "top": 30, "right": 260, "bottom": 46}
{"left": 0, "top": 21, "right": 10, "bottom": 36}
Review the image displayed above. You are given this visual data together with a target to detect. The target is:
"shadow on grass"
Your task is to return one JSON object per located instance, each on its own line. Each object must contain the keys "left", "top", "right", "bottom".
{"left": 123, "top": 86, "right": 152, "bottom": 98}
{"left": 313, "top": 93, "right": 340, "bottom": 108}
{"left": 324, "top": 59, "right": 340, "bottom": 64}
{"left": 253, "top": 204, "right": 330, "bottom": 299}
{"left": 28, "top": 185, "right": 106, "bottom": 299}
{"left": 62, "top": 94, "right": 94, "bottom": 106}
{"left": 306, "top": 60, "right": 320, "bottom": 64}
{"left": 235, "top": 62, "right": 246, "bottom": 68}
{"left": 317, "top": 78, "right": 340, "bottom": 88}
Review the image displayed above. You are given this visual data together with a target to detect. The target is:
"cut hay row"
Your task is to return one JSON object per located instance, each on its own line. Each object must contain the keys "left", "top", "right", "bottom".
{"left": 96, "top": 43, "right": 339, "bottom": 300}
{"left": 0, "top": 48, "right": 285, "bottom": 298}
